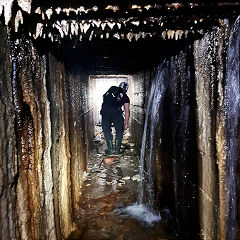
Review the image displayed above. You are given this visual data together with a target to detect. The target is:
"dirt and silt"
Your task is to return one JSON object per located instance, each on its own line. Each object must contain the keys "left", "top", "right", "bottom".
{"left": 68, "top": 126, "right": 176, "bottom": 240}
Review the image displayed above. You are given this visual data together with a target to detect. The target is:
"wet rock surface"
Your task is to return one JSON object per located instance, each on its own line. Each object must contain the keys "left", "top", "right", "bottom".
{"left": 72, "top": 130, "right": 176, "bottom": 240}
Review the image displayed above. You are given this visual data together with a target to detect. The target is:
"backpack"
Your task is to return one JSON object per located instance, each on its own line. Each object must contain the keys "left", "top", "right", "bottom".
{"left": 103, "top": 87, "right": 124, "bottom": 105}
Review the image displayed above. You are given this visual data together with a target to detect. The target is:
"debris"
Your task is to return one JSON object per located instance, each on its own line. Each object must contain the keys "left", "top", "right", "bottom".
{"left": 132, "top": 174, "right": 140, "bottom": 181}
{"left": 104, "top": 156, "right": 119, "bottom": 163}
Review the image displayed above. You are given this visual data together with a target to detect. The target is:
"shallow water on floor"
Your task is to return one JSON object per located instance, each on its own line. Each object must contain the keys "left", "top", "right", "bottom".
{"left": 70, "top": 131, "right": 176, "bottom": 240}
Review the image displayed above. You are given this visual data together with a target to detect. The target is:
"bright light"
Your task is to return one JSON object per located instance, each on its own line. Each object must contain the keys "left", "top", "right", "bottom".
{"left": 89, "top": 75, "right": 130, "bottom": 125}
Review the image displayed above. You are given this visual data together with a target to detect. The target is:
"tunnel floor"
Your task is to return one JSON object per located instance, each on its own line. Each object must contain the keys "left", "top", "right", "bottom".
{"left": 70, "top": 127, "right": 176, "bottom": 240}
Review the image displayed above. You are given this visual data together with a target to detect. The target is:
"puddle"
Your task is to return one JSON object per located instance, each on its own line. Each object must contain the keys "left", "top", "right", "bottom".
{"left": 71, "top": 128, "right": 176, "bottom": 240}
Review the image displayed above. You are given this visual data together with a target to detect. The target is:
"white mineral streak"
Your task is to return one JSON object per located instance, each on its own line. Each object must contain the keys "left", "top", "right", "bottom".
{"left": 92, "top": 6, "right": 98, "bottom": 11}
{"left": 92, "top": 19, "right": 101, "bottom": 28}
{"left": 107, "top": 22, "right": 115, "bottom": 29}
{"left": 70, "top": 21, "right": 74, "bottom": 35}
{"left": 17, "top": 0, "right": 31, "bottom": 13}
{"left": 167, "top": 30, "right": 175, "bottom": 39}
{"left": 144, "top": 5, "right": 152, "bottom": 10}
{"left": 162, "top": 31, "right": 166, "bottom": 39}
{"left": 15, "top": 10, "right": 23, "bottom": 32}
{"left": 89, "top": 30, "right": 94, "bottom": 41}
{"left": 41, "top": 58, "right": 57, "bottom": 240}
{"left": 54, "top": 21, "right": 64, "bottom": 38}
{"left": 41, "top": 12, "right": 45, "bottom": 20}
{"left": 185, "top": 30, "right": 188, "bottom": 38}
{"left": 35, "top": 22, "right": 43, "bottom": 38}
{"left": 106, "top": 32, "right": 109, "bottom": 39}
{"left": 63, "top": 8, "right": 70, "bottom": 16}
{"left": 45, "top": 8, "right": 53, "bottom": 20}
{"left": 101, "top": 22, "right": 106, "bottom": 30}
{"left": 126, "top": 32, "right": 133, "bottom": 42}
{"left": 0, "top": 0, "right": 14, "bottom": 25}
{"left": 79, "top": 22, "right": 84, "bottom": 33}
{"left": 217, "top": 21, "right": 229, "bottom": 240}
{"left": 79, "top": 6, "right": 86, "bottom": 13}
{"left": 61, "top": 20, "right": 69, "bottom": 35}
{"left": 175, "top": 30, "right": 183, "bottom": 40}
{"left": 142, "top": 32, "right": 147, "bottom": 38}
{"left": 71, "top": 21, "right": 78, "bottom": 35}
{"left": 35, "top": 6, "right": 41, "bottom": 14}
{"left": 113, "top": 33, "right": 120, "bottom": 39}
{"left": 58, "top": 128, "right": 75, "bottom": 238}
{"left": 105, "top": 5, "right": 119, "bottom": 12}
{"left": 134, "top": 32, "right": 141, "bottom": 41}
{"left": 117, "top": 22, "right": 121, "bottom": 29}
{"left": 55, "top": 7, "right": 61, "bottom": 14}
{"left": 131, "top": 5, "right": 141, "bottom": 9}
{"left": 69, "top": 7, "right": 78, "bottom": 14}
{"left": 48, "top": 32, "right": 51, "bottom": 39}
{"left": 175, "top": 30, "right": 179, "bottom": 40}
{"left": 83, "top": 22, "right": 90, "bottom": 33}
{"left": 131, "top": 21, "right": 140, "bottom": 26}
{"left": 194, "top": 32, "right": 216, "bottom": 240}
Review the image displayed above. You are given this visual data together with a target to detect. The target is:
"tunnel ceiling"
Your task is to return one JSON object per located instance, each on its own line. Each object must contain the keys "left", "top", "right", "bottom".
{"left": 1, "top": 0, "right": 239, "bottom": 73}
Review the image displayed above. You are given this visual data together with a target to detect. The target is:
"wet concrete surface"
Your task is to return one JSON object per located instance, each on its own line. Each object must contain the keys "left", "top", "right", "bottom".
{"left": 70, "top": 129, "right": 177, "bottom": 240}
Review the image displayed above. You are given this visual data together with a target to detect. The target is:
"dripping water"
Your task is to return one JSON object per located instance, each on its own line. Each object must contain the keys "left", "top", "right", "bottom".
{"left": 224, "top": 16, "right": 240, "bottom": 240}
{"left": 138, "top": 62, "right": 168, "bottom": 210}
{"left": 116, "top": 62, "right": 168, "bottom": 225}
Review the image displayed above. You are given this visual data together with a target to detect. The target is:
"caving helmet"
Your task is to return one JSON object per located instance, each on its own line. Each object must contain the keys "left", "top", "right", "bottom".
{"left": 119, "top": 82, "right": 129, "bottom": 93}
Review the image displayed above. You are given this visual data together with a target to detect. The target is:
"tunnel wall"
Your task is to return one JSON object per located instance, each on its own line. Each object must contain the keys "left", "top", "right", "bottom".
{"left": 0, "top": 32, "right": 90, "bottom": 239}
{"left": 129, "top": 19, "right": 240, "bottom": 240}
{"left": 65, "top": 70, "right": 89, "bottom": 213}
{"left": 11, "top": 36, "right": 57, "bottom": 240}
{"left": 194, "top": 27, "right": 226, "bottom": 239}
{"left": 48, "top": 53, "right": 76, "bottom": 239}
{"left": 133, "top": 20, "right": 240, "bottom": 240}
{"left": 155, "top": 48, "right": 199, "bottom": 239}
{"left": 0, "top": 23, "right": 18, "bottom": 240}
{"left": 130, "top": 54, "right": 199, "bottom": 238}
{"left": 130, "top": 71, "right": 153, "bottom": 150}
{"left": 194, "top": 20, "right": 240, "bottom": 240}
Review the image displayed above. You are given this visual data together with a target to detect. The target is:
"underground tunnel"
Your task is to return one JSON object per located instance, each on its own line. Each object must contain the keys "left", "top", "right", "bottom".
{"left": 1, "top": 1, "right": 240, "bottom": 240}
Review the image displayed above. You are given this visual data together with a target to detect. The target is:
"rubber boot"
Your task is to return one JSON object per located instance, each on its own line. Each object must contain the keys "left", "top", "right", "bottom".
{"left": 115, "top": 139, "right": 122, "bottom": 154}
{"left": 105, "top": 140, "right": 113, "bottom": 154}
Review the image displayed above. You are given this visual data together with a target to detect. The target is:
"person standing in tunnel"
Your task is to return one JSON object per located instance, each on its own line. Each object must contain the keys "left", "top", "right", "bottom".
{"left": 100, "top": 82, "right": 130, "bottom": 155}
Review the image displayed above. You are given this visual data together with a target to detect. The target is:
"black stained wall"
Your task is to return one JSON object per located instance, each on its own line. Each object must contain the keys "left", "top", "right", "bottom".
{"left": 129, "top": 45, "right": 200, "bottom": 239}
{"left": 161, "top": 47, "right": 199, "bottom": 239}
{"left": 0, "top": 22, "right": 17, "bottom": 240}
